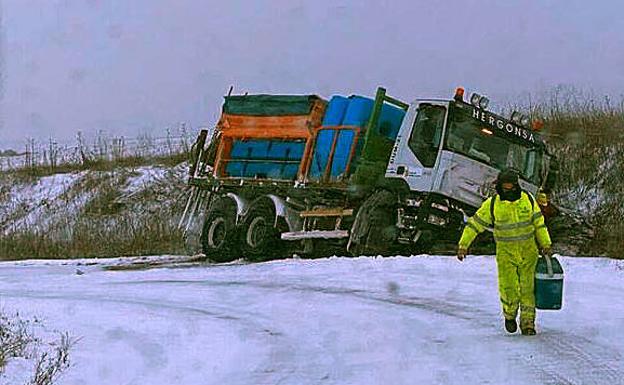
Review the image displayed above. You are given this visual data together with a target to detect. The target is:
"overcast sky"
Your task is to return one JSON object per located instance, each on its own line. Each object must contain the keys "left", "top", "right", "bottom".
{"left": 1, "top": 0, "right": 623, "bottom": 148}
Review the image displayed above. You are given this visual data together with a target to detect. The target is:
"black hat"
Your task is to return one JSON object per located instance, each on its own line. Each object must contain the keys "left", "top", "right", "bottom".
{"left": 497, "top": 169, "right": 519, "bottom": 184}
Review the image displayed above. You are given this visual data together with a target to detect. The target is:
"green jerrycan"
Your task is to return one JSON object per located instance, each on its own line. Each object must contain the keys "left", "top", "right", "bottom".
{"left": 535, "top": 254, "right": 564, "bottom": 310}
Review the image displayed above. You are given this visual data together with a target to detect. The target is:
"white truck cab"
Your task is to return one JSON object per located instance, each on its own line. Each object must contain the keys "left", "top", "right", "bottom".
{"left": 386, "top": 95, "right": 549, "bottom": 210}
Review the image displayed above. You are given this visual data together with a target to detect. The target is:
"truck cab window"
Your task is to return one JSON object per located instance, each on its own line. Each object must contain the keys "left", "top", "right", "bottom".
{"left": 408, "top": 104, "right": 446, "bottom": 167}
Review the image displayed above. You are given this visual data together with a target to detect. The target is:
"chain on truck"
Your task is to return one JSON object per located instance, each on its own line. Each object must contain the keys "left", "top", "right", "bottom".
{"left": 179, "top": 87, "right": 557, "bottom": 261}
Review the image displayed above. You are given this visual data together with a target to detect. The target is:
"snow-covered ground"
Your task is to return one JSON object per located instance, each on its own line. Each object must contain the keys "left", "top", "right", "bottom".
{"left": 0, "top": 255, "right": 623, "bottom": 385}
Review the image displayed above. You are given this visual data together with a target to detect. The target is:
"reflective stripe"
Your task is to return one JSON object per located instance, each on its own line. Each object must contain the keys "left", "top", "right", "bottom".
{"left": 466, "top": 221, "right": 480, "bottom": 233}
{"left": 535, "top": 273, "right": 564, "bottom": 280}
{"left": 473, "top": 214, "right": 492, "bottom": 228}
{"left": 470, "top": 218, "right": 493, "bottom": 233}
{"left": 531, "top": 212, "right": 543, "bottom": 222}
{"left": 494, "top": 232, "right": 535, "bottom": 242}
{"left": 495, "top": 220, "right": 532, "bottom": 230}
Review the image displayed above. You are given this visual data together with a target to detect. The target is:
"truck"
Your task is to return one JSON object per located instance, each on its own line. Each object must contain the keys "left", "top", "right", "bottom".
{"left": 180, "top": 87, "right": 557, "bottom": 261}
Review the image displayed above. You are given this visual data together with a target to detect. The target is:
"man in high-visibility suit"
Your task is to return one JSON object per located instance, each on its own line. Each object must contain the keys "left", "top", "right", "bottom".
{"left": 457, "top": 169, "right": 552, "bottom": 335}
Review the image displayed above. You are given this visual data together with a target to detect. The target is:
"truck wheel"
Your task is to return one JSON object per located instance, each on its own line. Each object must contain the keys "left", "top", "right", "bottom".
{"left": 363, "top": 204, "right": 398, "bottom": 256}
{"left": 241, "top": 207, "right": 280, "bottom": 260}
{"left": 349, "top": 190, "right": 398, "bottom": 256}
{"left": 201, "top": 207, "right": 238, "bottom": 262}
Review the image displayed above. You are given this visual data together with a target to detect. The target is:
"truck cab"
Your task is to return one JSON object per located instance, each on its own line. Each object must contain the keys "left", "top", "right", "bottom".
{"left": 362, "top": 91, "right": 554, "bottom": 250}
{"left": 386, "top": 95, "right": 550, "bottom": 208}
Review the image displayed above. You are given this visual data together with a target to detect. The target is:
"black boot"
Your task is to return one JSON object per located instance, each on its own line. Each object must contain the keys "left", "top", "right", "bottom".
{"left": 505, "top": 319, "right": 517, "bottom": 333}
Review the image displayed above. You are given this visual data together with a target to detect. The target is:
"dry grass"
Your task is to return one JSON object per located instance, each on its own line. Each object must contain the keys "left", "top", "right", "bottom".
{"left": 1, "top": 127, "right": 194, "bottom": 178}
{"left": 0, "top": 223, "right": 186, "bottom": 260}
{"left": 9, "top": 152, "right": 189, "bottom": 181}
{"left": 527, "top": 86, "right": 624, "bottom": 258}
{"left": 0, "top": 310, "right": 74, "bottom": 385}
{"left": 29, "top": 333, "right": 74, "bottom": 385}
{"left": 0, "top": 312, "right": 37, "bottom": 367}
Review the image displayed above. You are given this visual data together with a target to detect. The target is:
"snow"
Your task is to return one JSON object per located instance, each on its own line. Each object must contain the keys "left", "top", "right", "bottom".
{"left": 0, "top": 165, "right": 184, "bottom": 236}
{"left": 0, "top": 254, "right": 622, "bottom": 385}
{"left": 1, "top": 172, "right": 87, "bottom": 233}
{"left": 119, "top": 167, "right": 169, "bottom": 198}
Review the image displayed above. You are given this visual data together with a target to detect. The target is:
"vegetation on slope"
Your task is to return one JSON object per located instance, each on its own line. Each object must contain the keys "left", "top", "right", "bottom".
{"left": 534, "top": 87, "right": 624, "bottom": 257}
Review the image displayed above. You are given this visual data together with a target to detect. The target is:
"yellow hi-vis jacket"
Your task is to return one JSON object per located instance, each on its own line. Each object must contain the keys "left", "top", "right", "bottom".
{"left": 459, "top": 191, "right": 552, "bottom": 251}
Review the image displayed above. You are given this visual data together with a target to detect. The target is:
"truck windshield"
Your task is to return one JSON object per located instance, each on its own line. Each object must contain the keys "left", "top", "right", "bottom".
{"left": 445, "top": 105, "right": 543, "bottom": 184}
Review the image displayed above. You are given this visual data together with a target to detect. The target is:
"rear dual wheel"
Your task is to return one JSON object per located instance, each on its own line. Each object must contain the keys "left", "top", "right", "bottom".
{"left": 202, "top": 200, "right": 287, "bottom": 262}
{"left": 241, "top": 207, "right": 282, "bottom": 260}
{"left": 201, "top": 204, "right": 239, "bottom": 262}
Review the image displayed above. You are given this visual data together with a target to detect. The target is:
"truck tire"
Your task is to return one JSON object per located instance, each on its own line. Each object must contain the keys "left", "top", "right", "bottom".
{"left": 241, "top": 206, "right": 280, "bottom": 260}
{"left": 348, "top": 190, "right": 398, "bottom": 256}
{"left": 201, "top": 205, "right": 239, "bottom": 262}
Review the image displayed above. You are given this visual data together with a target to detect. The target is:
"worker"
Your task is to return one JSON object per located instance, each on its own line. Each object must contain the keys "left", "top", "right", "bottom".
{"left": 537, "top": 188, "right": 559, "bottom": 229}
{"left": 456, "top": 169, "right": 552, "bottom": 335}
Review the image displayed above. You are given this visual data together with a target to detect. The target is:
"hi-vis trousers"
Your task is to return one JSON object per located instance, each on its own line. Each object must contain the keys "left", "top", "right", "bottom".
{"left": 495, "top": 243, "right": 539, "bottom": 329}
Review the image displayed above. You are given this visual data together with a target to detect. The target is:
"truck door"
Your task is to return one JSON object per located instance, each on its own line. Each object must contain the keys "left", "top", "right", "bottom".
{"left": 407, "top": 104, "right": 446, "bottom": 168}
{"left": 386, "top": 102, "right": 447, "bottom": 191}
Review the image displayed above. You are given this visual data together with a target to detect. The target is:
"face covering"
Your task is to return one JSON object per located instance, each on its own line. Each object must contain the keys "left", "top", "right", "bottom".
{"left": 497, "top": 183, "right": 522, "bottom": 202}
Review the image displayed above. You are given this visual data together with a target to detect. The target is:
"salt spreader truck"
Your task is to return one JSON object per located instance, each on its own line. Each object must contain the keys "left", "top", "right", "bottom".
{"left": 180, "top": 87, "right": 557, "bottom": 261}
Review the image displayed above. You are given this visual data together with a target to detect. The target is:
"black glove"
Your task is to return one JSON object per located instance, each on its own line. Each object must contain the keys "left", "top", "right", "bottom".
{"left": 457, "top": 247, "right": 468, "bottom": 262}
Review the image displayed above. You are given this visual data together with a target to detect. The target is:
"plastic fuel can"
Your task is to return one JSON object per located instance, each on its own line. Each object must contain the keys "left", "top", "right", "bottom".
{"left": 535, "top": 255, "right": 564, "bottom": 310}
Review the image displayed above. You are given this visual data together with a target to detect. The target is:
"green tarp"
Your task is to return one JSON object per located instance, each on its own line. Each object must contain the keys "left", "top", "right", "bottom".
{"left": 223, "top": 95, "right": 322, "bottom": 116}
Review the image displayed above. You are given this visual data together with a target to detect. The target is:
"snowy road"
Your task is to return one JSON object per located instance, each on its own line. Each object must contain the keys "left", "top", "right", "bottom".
{"left": 0, "top": 255, "right": 623, "bottom": 385}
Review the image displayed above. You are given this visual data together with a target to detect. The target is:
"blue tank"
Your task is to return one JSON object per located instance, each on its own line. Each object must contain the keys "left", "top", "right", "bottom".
{"left": 342, "top": 96, "right": 375, "bottom": 127}
{"left": 310, "top": 93, "right": 406, "bottom": 182}
{"left": 309, "top": 128, "right": 359, "bottom": 181}
{"left": 224, "top": 161, "right": 246, "bottom": 177}
{"left": 231, "top": 139, "right": 305, "bottom": 160}
{"left": 268, "top": 141, "right": 305, "bottom": 160}
{"left": 225, "top": 161, "right": 299, "bottom": 180}
{"left": 309, "top": 129, "right": 336, "bottom": 179}
{"left": 226, "top": 139, "right": 305, "bottom": 180}
{"left": 329, "top": 130, "right": 356, "bottom": 178}
{"left": 230, "top": 140, "right": 270, "bottom": 159}
{"left": 322, "top": 96, "right": 350, "bottom": 126}
{"left": 339, "top": 95, "right": 405, "bottom": 139}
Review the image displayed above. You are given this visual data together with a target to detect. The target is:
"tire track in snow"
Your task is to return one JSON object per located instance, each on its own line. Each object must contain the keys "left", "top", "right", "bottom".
{"left": 0, "top": 289, "right": 303, "bottom": 385}
{"left": 522, "top": 331, "right": 623, "bottom": 385}
{"left": 115, "top": 277, "right": 624, "bottom": 384}
{"left": 1, "top": 289, "right": 241, "bottom": 321}
{"left": 112, "top": 278, "right": 489, "bottom": 321}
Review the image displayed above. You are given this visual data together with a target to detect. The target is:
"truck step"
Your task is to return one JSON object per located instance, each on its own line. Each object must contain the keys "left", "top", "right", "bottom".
{"left": 281, "top": 230, "right": 349, "bottom": 240}
{"left": 299, "top": 208, "right": 354, "bottom": 218}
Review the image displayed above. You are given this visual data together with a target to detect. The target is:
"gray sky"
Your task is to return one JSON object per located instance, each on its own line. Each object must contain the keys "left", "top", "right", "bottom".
{"left": 2, "top": 0, "right": 624, "bottom": 148}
